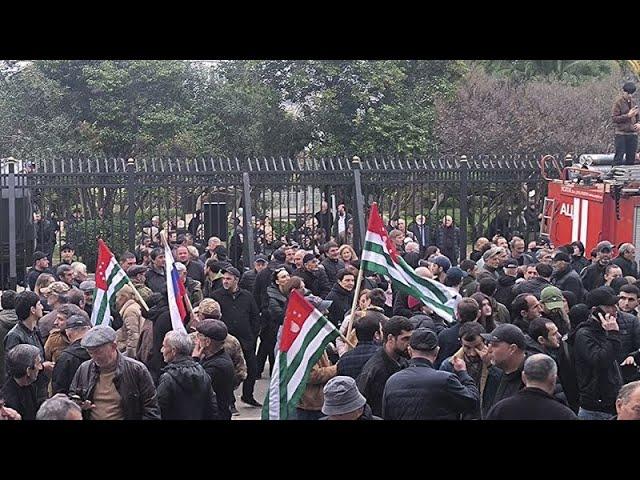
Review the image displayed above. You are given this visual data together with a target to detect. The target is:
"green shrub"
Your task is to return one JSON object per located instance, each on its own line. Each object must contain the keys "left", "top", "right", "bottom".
{"left": 66, "top": 219, "right": 129, "bottom": 273}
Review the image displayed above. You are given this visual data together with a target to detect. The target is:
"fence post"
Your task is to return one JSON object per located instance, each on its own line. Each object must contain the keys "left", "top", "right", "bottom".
{"left": 459, "top": 154, "right": 469, "bottom": 261}
{"left": 5, "top": 157, "right": 17, "bottom": 290}
{"left": 352, "top": 156, "right": 366, "bottom": 254}
{"left": 242, "top": 172, "right": 255, "bottom": 269}
{"left": 126, "top": 158, "right": 137, "bottom": 252}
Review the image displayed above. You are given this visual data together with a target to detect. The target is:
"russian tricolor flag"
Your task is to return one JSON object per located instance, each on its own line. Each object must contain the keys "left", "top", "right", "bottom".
{"left": 164, "top": 241, "right": 187, "bottom": 333}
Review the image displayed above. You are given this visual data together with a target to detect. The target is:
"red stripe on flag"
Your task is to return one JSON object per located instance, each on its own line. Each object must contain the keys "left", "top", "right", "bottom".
{"left": 95, "top": 239, "right": 114, "bottom": 291}
{"left": 367, "top": 203, "right": 400, "bottom": 263}
{"left": 279, "top": 289, "right": 315, "bottom": 352}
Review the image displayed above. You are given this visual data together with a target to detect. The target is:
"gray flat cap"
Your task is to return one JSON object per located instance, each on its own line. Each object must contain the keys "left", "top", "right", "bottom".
{"left": 78, "top": 280, "right": 96, "bottom": 292}
{"left": 81, "top": 325, "right": 117, "bottom": 348}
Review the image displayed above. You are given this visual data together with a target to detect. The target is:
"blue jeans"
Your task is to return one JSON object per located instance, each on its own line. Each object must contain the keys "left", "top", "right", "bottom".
{"left": 578, "top": 408, "right": 613, "bottom": 420}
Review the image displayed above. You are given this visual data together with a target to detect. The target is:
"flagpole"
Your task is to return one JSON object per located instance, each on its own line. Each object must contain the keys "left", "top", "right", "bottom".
{"left": 122, "top": 275, "right": 149, "bottom": 312}
{"left": 345, "top": 265, "right": 365, "bottom": 340}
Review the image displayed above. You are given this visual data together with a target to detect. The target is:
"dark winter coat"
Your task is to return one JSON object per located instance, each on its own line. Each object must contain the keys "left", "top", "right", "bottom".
{"left": 185, "top": 259, "right": 206, "bottom": 285}
{"left": 435, "top": 322, "right": 462, "bottom": 368}
{"left": 143, "top": 301, "right": 173, "bottom": 384}
{"left": 382, "top": 357, "right": 479, "bottom": 420}
{"left": 211, "top": 287, "right": 260, "bottom": 348}
{"left": 486, "top": 387, "right": 578, "bottom": 420}
{"left": 512, "top": 277, "right": 552, "bottom": 299}
{"left": 553, "top": 267, "right": 585, "bottom": 304}
{"left": 326, "top": 283, "right": 355, "bottom": 327}
{"left": 145, "top": 266, "right": 167, "bottom": 294}
{"left": 573, "top": 318, "right": 623, "bottom": 414}
{"left": 238, "top": 268, "right": 259, "bottom": 293}
{"left": 614, "top": 311, "right": 640, "bottom": 383}
{"left": 69, "top": 352, "right": 161, "bottom": 420}
{"left": 436, "top": 225, "right": 461, "bottom": 265}
{"left": 321, "top": 257, "right": 346, "bottom": 285}
{"left": 613, "top": 255, "right": 639, "bottom": 279}
{"left": 267, "top": 285, "right": 288, "bottom": 327}
{"left": 315, "top": 210, "right": 334, "bottom": 239}
{"left": 52, "top": 339, "right": 91, "bottom": 394}
{"left": 293, "top": 267, "right": 331, "bottom": 299}
{"left": 157, "top": 356, "right": 219, "bottom": 420}
{"left": 26, "top": 267, "right": 54, "bottom": 292}
{"left": 494, "top": 275, "right": 516, "bottom": 308}
{"left": 408, "top": 222, "right": 431, "bottom": 250}
{"left": 0, "top": 309, "right": 18, "bottom": 384}
{"left": 254, "top": 260, "right": 287, "bottom": 315}
{"left": 337, "top": 341, "right": 380, "bottom": 379}
{"left": 356, "top": 348, "right": 408, "bottom": 418}
{"left": 571, "top": 255, "right": 590, "bottom": 275}
{"left": 200, "top": 348, "right": 235, "bottom": 420}
{"left": 580, "top": 262, "right": 608, "bottom": 292}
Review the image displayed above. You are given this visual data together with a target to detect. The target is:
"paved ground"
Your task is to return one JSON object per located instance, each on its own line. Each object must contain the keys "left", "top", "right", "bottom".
{"left": 234, "top": 373, "right": 270, "bottom": 420}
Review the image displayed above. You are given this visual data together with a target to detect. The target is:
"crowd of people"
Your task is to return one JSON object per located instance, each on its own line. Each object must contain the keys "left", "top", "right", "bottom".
{"left": 2, "top": 206, "right": 640, "bottom": 421}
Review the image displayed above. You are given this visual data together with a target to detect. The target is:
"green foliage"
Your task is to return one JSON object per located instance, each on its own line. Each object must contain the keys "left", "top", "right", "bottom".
{"left": 478, "top": 60, "right": 616, "bottom": 85}
{"left": 66, "top": 219, "right": 129, "bottom": 272}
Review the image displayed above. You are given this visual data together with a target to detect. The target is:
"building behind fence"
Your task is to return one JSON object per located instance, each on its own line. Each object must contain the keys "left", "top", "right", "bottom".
{"left": 0, "top": 154, "right": 551, "bottom": 289}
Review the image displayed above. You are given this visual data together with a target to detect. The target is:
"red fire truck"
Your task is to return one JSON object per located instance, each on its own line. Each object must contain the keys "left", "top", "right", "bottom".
{"left": 540, "top": 153, "right": 640, "bottom": 255}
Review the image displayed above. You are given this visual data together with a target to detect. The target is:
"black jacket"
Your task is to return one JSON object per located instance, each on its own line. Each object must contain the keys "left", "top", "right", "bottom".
{"left": 185, "top": 259, "right": 206, "bottom": 285}
{"left": 145, "top": 267, "right": 167, "bottom": 294}
{"left": 239, "top": 268, "right": 259, "bottom": 293}
{"left": 486, "top": 387, "right": 578, "bottom": 420}
{"left": 486, "top": 363, "right": 525, "bottom": 412}
{"left": 157, "top": 356, "right": 219, "bottom": 420}
{"left": 573, "top": 318, "right": 623, "bottom": 413}
{"left": 1, "top": 377, "right": 43, "bottom": 420}
{"left": 253, "top": 260, "right": 286, "bottom": 315}
{"left": 69, "top": 352, "right": 161, "bottom": 420}
{"left": 580, "top": 262, "right": 607, "bottom": 292}
{"left": 494, "top": 275, "right": 516, "bottom": 308}
{"left": 200, "top": 348, "right": 235, "bottom": 420}
{"left": 382, "top": 357, "right": 479, "bottom": 420}
{"left": 616, "top": 311, "right": 640, "bottom": 383}
{"left": 512, "top": 277, "right": 552, "bottom": 299}
{"left": 267, "top": 285, "right": 288, "bottom": 326}
{"left": 315, "top": 210, "right": 334, "bottom": 239}
{"left": 356, "top": 348, "right": 408, "bottom": 418}
{"left": 52, "top": 339, "right": 91, "bottom": 394}
{"left": 553, "top": 267, "right": 585, "bottom": 304}
{"left": 3, "top": 321, "right": 48, "bottom": 401}
{"left": 143, "top": 301, "right": 173, "bottom": 385}
{"left": 337, "top": 341, "right": 380, "bottom": 379}
{"left": 613, "top": 255, "right": 639, "bottom": 278}
{"left": 26, "top": 267, "right": 54, "bottom": 292}
{"left": 0, "top": 309, "right": 18, "bottom": 384}
{"left": 326, "top": 283, "right": 354, "bottom": 327}
{"left": 293, "top": 267, "right": 331, "bottom": 298}
{"left": 408, "top": 222, "right": 431, "bottom": 250}
{"left": 436, "top": 225, "right": 461, "bottom": 264}
{"left": 571, "top": 255, "right": 590, "bottom": 275}
{"left": 435, "top": 323, "right": 462, "bottom": 368}
{"left": 211, "top": 287, "right": 260, "bottom": 347}
{"left": 321, "top": 257, "right": 346, "bottom": 285}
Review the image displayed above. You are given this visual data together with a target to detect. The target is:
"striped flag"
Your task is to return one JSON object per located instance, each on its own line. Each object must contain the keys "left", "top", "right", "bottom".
{"left": 164, "top": 241, "right": 187, "bottom": 333}
{"left": 261, "top": 290, "right": 340, "bottom": 420}
{"left": 361, "top": 203, "right": 457, "bottom": 323}
{"left": 91, "top": 239, "right": 129, "bottom": 326}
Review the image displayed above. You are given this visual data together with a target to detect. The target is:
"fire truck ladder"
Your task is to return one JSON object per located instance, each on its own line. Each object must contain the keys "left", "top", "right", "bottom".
{"left": 539, "top": 197, "right": 555, "bottom": 240}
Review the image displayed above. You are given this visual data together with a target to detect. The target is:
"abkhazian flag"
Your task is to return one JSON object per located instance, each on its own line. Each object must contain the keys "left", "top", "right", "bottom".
{"left": 92, "top": 239, "right": 129, "bottom": 326}
{"left": 261, "top": 290, "right": 340, "bottom": 420}
{"left": 164, "top": 241, "right": 187, "bottom": 333}
{"left": 361, "top": 203, "right": 457, "bottom": 323}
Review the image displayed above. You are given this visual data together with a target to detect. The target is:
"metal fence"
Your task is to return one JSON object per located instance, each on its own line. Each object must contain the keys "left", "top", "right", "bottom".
{"left": 0, "top": 154, "right": 550, "bottom": 289}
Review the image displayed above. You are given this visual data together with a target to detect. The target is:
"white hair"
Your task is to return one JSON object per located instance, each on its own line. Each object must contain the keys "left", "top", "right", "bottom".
{"left": 164, "top": 330, "right": 194, "bottom": 356}
{"left": 175, "top": 262, "right": 187, "bottom": 273}
{"left": 406, "top": 242, "right": 420, "bottom": 253}
{"left": 71, "top": 262, "right": 87, "bottom": 276}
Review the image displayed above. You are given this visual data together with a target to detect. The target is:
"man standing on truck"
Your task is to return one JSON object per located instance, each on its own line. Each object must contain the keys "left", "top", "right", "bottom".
{"left": 612, "top": 82, "right": 640, "bottom": 166}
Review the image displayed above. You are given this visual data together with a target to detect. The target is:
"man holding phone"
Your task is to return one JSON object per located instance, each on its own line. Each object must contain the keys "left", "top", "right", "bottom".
{"left": 573, "top": 288, "right": 624, "bottom": 419}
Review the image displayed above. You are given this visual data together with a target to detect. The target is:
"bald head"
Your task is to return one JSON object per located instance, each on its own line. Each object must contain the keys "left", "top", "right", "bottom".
{"left": 414, "top": 266, "right": 433, "bottom": 279}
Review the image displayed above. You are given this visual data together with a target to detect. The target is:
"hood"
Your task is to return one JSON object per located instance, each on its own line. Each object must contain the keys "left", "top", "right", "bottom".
{"left": 498, "top": 275, "right": 516, "bottom": 287}
{"left": 0, "top": 309, "right": 18, "bottom": 329}
{"left": 161, "top": 356, "right": 208, "bottom": 391}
